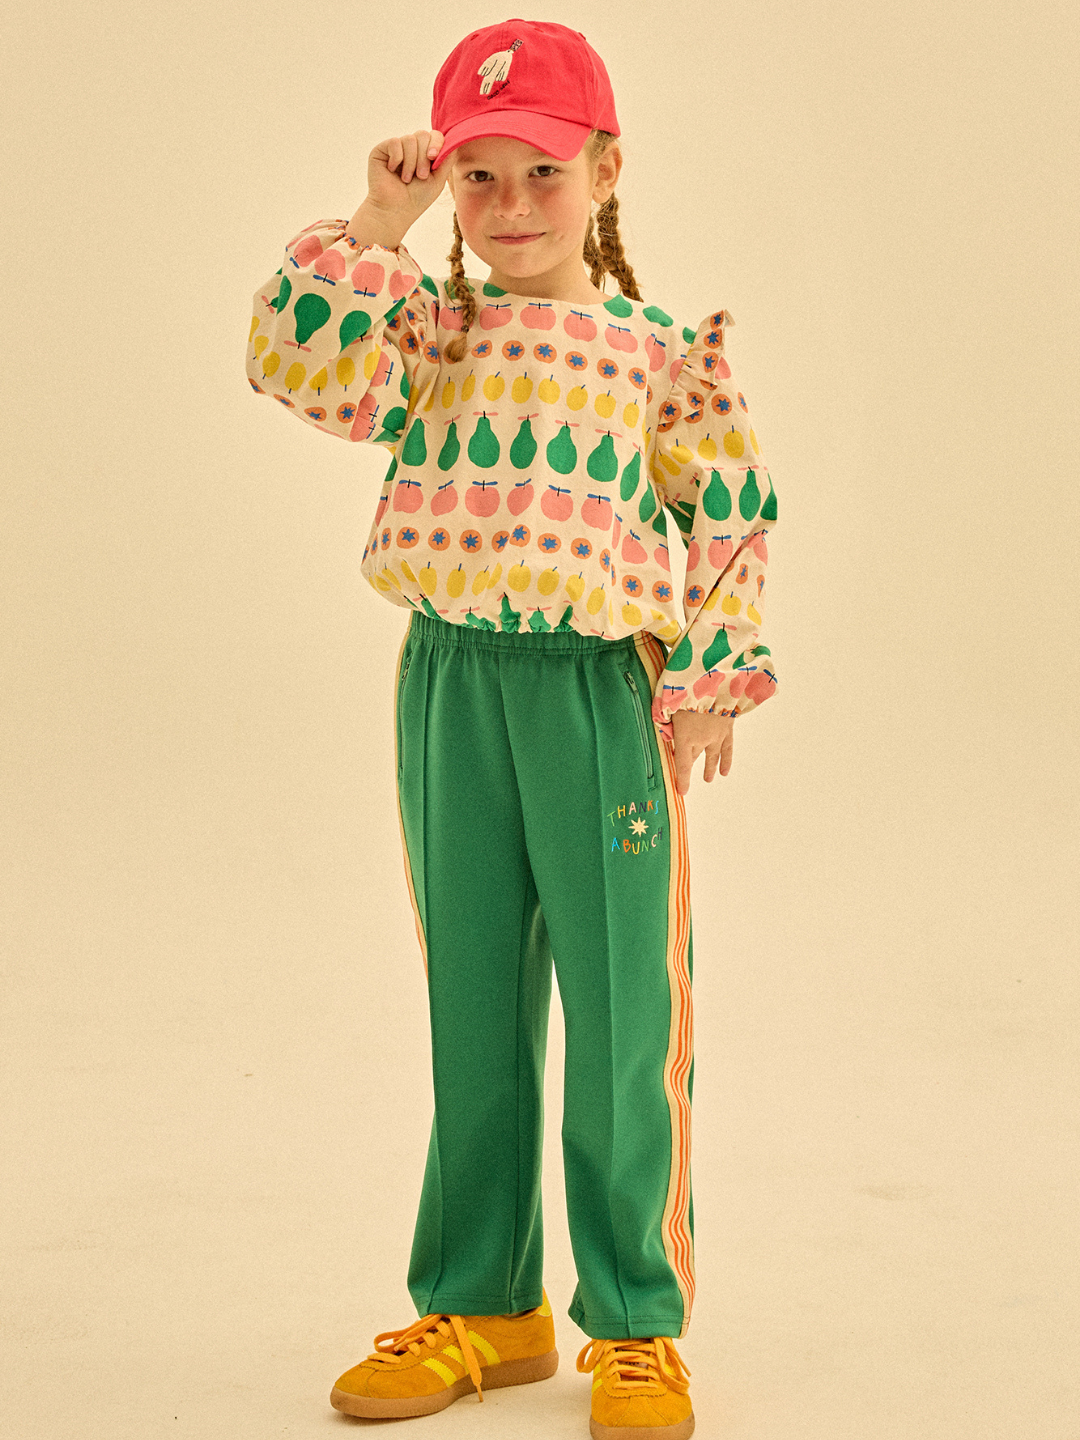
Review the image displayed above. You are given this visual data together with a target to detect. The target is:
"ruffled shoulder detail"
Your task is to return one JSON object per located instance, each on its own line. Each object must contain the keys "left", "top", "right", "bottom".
{"left": 664, "top": 309, "right": 735, "bottom": 397}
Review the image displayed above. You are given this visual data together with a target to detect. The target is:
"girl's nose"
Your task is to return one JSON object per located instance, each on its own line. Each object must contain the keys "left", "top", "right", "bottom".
{"left": 493, "top": 184, "right": 530, "bottom": 217}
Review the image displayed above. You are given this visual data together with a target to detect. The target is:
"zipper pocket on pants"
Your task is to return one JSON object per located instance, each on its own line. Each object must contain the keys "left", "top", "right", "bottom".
{"left": 623, "top": 668, "right": 655, "bottom": 782}
{"left": 396, "top": 652, "right": 411, "bottom": 777}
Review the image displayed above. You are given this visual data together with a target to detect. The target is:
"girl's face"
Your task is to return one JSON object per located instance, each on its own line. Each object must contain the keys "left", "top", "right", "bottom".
{"left": 445, "top": 134, "right": 622, "bottom": 303}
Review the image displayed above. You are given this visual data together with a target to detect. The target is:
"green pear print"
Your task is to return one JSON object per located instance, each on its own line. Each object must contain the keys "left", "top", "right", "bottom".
{"left": 586, "top": 433, "right": 618, "bottom": 483}
{"left": 338, "top": 307, "right": 373, "bottom": 348}
{"left": 510, "top": 417, "right": 538, "bottom": 469}
{"left": 682, "top": 325, "right": 697, "bottom": 345}
{"left": 638, "top": 484, "right": 658, "bottom": 524}
{"left": 527, "top": 607, "right": 552, "bottom": 633}
{"left": 401, "top": 417, "right": 427, "bottom": 466}
{"left": 619, "top": 450, "right": 641, "bottom": 502}
{"left": 603, "top": 294, "right": 634, "bottom": 318}
{"left": 438, "top": 421, "right": 460, "bottom": 472}
{"left": 643, "top": 304, "right": 673, "bottom": 327}
{"left": 702, "top": 471, "right": 732, "bottom": 521}
{"left": 739, "top": 469, "right": 761, "bottom": 521}
{"left": 761, "top": 473, "right": 778, "bottom": 522}
{"left": 291, "top": 292, "right": 332, "bottom": 345}
{"left": 554, "top": 604, "right": 575, "bottom": 631}
{"left": 468, "top": 415, "right": 500, "bottom": 468}
{"left": 665, "top": 633, "right": 693, "bottom": 672}
{"left": 273, "top": 274, "right": 292, "bottom": 315}
{"left": 482, "top": 280, "right": 507, "bottom": 296}
{"left": 547, "top": 424, "right": 578, "bottom": 475}
{"left": 703, "top": 626, "right": 732, "bottom": 670}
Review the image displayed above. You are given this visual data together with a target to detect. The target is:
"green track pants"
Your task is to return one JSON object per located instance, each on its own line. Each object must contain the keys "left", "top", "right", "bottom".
{"left": 392, "top": 609, "right": 695, "bottom": 1340}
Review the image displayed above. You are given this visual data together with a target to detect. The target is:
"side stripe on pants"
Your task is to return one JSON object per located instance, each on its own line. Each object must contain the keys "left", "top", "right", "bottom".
{"left": 637, "top": 631, "right": 696, "bottom": 1333}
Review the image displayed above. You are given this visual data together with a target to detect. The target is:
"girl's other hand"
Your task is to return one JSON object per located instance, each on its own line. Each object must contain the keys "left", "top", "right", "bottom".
{"left": 669, "top": 709, "right": 734, "bottom": 796}
{"left": 366, "top": 130, "right": 448, "bottom": 224}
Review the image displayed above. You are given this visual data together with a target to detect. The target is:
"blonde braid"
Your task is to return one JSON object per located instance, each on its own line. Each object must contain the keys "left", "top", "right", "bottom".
{"left": 592, "top": 191, "right": 642, "bottom": 301}
{"left": 443, "top": 211, "right": 477, "bottom": 365}
{"left": 585, "top": 132, "right": 642, "bottom": 300}
{"left": 583, "top": 213, "right": 605, "bottom": 289}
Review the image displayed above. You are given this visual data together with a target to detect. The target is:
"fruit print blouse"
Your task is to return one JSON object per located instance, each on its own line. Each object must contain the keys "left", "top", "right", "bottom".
{"left": 246, "top": 217, "right": 778, "bottom": 741}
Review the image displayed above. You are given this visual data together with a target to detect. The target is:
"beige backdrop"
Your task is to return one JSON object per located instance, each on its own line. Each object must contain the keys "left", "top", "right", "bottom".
{"left": 2, "top": 1, "right": 1078, "bottom": 1436}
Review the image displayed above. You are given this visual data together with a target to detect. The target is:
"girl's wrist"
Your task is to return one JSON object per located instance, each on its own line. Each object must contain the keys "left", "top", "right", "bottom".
{"left": 345, "top": 199, "right": 409, "bottom": 251}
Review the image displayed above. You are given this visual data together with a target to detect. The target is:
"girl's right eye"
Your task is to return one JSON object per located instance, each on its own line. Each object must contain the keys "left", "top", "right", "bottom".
{"left": 464, "top": 166, "right": 559, "bottom": 182}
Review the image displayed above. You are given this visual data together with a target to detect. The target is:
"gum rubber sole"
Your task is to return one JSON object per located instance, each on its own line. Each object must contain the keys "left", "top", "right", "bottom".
{"left": 330, "top": 1347, "right": 560, "bottom": 1418}
{"left": 590, "top": 1413, "right": 695, "bottom": 1440}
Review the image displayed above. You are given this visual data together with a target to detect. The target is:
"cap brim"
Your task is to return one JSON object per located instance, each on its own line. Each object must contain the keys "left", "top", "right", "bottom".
{"left": 431, "top": 110, "right": 592, "bottom": 170}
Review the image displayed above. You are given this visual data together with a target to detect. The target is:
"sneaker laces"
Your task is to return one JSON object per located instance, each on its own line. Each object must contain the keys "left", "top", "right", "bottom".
{"left": 576, "top": 1336, "right": 691, "bottom": 1396}
{"left": 367, "top": 1312, "right": 486, "bottom": 1401}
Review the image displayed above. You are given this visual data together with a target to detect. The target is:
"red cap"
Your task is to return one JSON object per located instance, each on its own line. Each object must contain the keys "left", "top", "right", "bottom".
{"left": 430, "top": 19, "right": 620, "bottom": 171}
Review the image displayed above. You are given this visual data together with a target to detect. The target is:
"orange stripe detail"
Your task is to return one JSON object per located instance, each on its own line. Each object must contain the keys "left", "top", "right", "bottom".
{"left": 393, "top": 619, "right": 429, "bottom": 982}
{"left": 637, "top": 633, "right": 695, "bottom": 1335}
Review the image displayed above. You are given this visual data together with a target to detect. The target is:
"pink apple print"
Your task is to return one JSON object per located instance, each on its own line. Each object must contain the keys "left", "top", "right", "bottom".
{"left": 313, "top": 249, "right": 347, "bottom": 283}
{"left": 686, "top": 539, "right": 700, "bottom": 573}
{"left": 441, "top": 308, "right": 463, "bottom": 331}
{"left": 291, "top": 234, "right": 326, "bottom": 269}
{"left": 668, "top": 356, "right": 686, "bottom": 385}
{"left": 693, "top": 671, "right": 725, "bottom": 700}
{"left": 744, "top": 667, "right": 777, "bottom": 705}
{"left": 389, "top": 270, "right": 417, "bottom": 301}
{"left": 374, "top": 494, "right": 389, "bottom": 525}
{"left": 508, "top": 479, "right": 534, "bottom": 515}
{"left": 369, "top": 350, "right": 391, "bottom": 387}
{"left": 581, "top": 494, "right": 613, "bottom": 530}
{"left": 393, "top": 478, "right": 424, "bottom": 512}
{"left": 751, "top": 532, "right": 768, "bottom": 562}
{"left": 621, "top": 531, "right": 648, "bottom": 564}
{"left": 351, "top": 259, "right": 385, "bottom": 296}
{"left": 564, "top": 310, "right": 597, "bottom": 341}
{"left": 716, "top": 357, "right": 732, "bottom": 379}
{"left": 480, "top": 303, "right": 513, "bottom": 329}
{"left": 708, "top": 535, "right": 733, "bottom": 570}
{"left": 728, "top": 669, "right": 750, "bottom": 698}
{"left": 351, "top": 392, "right": 379, "bottom": 438}
{"left": 466, "top": 479, "right": 501, "bottom": 518}
{"left": 653, "top": 543, "right": 671, "bottom": 572}
{"left": 644, "top": 334, "right": 667, "bottom": 373}
{"left": 542, "top": 485, "right": 574, "bottom": 522}
{"left": 604, "top": 324, "right": 638, "bottom": 353}
{"left": 523, "top": 303, "right": 556, "bottom": 330}
{"left": 611, "top": 512, "right": 622, "bottom": 549}
{"left": 431, "top": 481, "right": 459, "bottom": 515}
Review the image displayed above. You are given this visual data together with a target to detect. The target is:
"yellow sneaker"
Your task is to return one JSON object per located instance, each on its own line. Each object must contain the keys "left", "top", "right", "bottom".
{"left": 329, "top": 1289, "right": 559, "bottom": 1418}
{"left": 577, "top": 1336, "right": 694, "bottom": 1439}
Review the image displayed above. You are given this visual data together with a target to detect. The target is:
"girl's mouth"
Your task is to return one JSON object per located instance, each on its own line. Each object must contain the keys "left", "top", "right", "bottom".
{"left": 492, "top": 233, "right": 543, "bottom": 244}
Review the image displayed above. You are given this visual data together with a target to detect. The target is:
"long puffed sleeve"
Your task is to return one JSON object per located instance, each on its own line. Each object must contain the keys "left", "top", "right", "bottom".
{"left": 245, "top": 218, "right": 437, "bottom": 448}
{"left": 648, "top": 309, "right": 778, "bottom": 744}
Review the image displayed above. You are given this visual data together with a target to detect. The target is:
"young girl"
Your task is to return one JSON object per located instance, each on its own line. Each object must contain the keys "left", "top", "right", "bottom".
{"left": 246, "top": 19, "right": 777, "bottom": 1438}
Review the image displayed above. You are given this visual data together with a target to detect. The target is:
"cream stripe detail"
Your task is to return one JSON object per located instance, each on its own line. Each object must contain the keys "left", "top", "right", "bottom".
{"left": 422, "top": 1357, "right": 458, "bottom": 1387}
{"left": 466, "top": 1330, "right": 500, "bottom": 1364}
{"left": 637, "top": 633, "right": 696, "bottom": 1337}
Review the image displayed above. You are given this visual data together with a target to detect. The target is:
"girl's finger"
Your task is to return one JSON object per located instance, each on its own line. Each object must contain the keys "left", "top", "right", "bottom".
{"left": 413, "top": 130, "right": 434, "bottom": 179}
{"left": 400, "top": 134, "right": 419, "bottom": 183}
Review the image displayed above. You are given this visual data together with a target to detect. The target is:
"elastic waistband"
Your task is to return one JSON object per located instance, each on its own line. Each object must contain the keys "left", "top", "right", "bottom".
{"left": 407, "top": 609, "right": 665, "bottom": 658}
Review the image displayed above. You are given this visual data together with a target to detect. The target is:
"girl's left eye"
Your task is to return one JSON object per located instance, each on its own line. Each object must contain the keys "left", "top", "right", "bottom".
{"left": 465, "top": 166, "right": 559, "bottom": 181}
